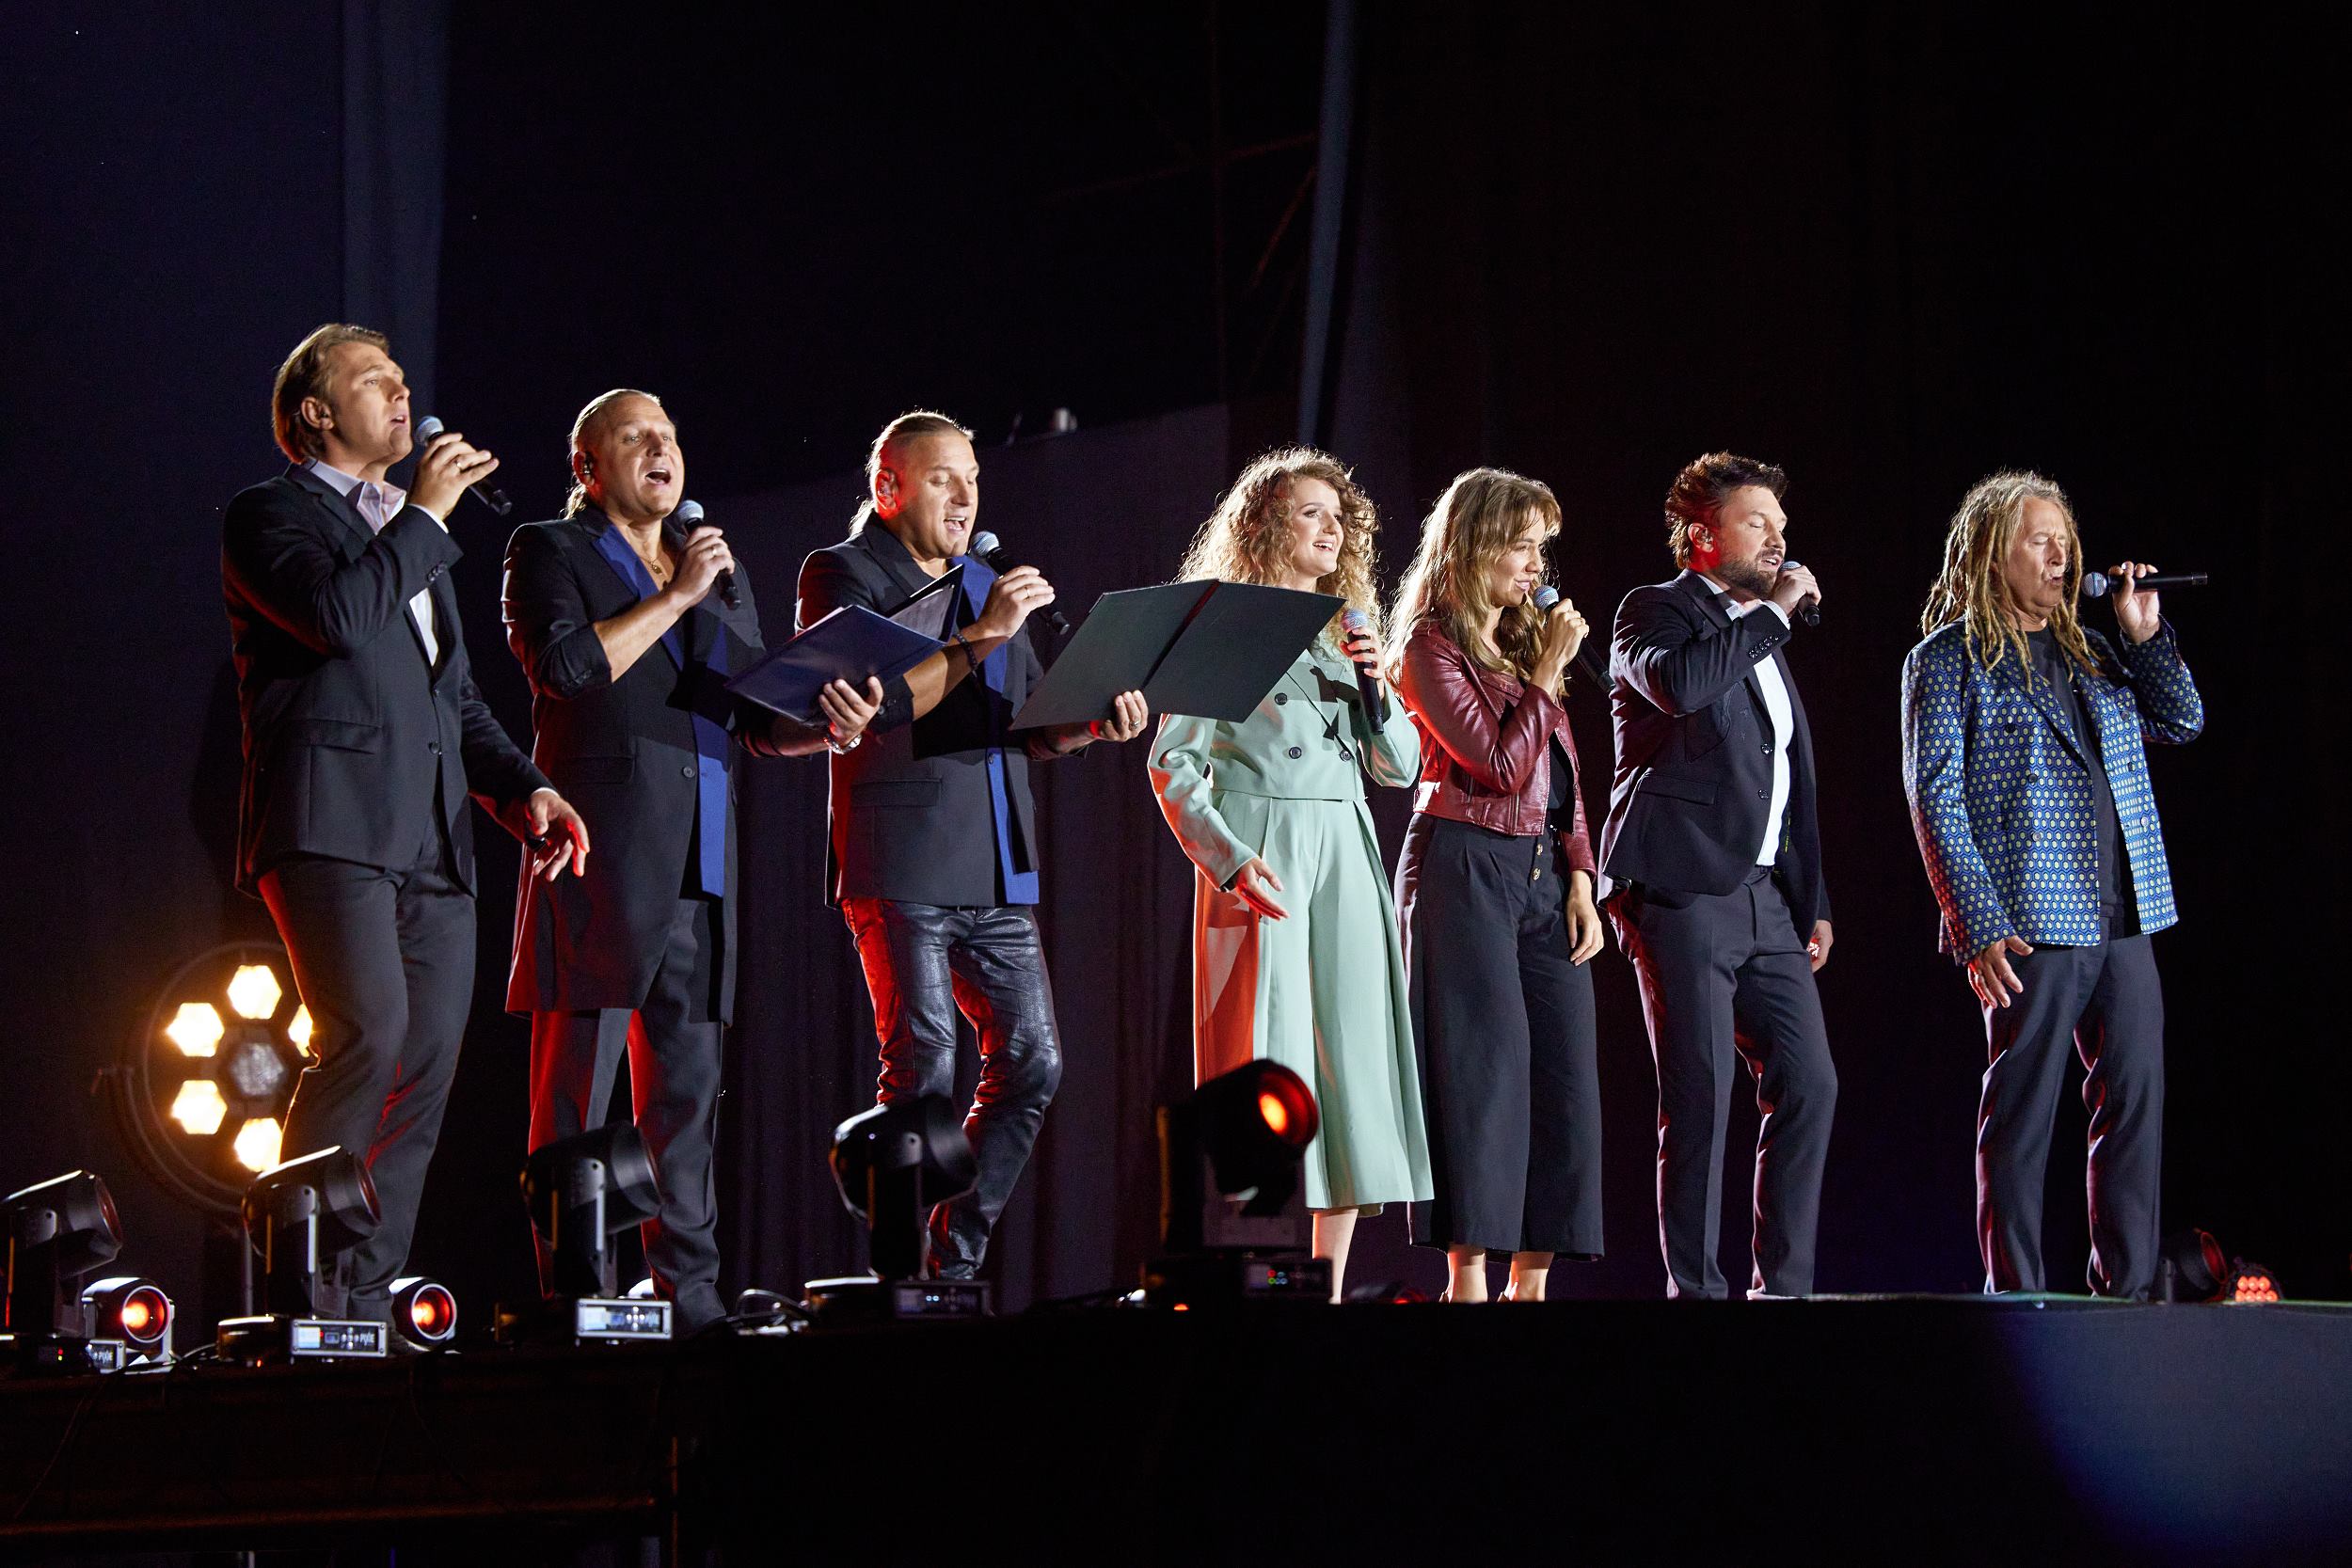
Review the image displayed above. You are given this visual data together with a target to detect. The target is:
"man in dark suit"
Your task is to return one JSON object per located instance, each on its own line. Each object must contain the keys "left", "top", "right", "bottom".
{"left": 502, "top": 389, "right": 879, "bottom": 1331}
{"left": 1600, "top": 451, "right": 1838, "bottom": 1300}
{"left": 798, "top": 410, "right": 1149, "bottom": 1279}
{"left": 221, "top": 323, "right": 587, "bottom": 1323}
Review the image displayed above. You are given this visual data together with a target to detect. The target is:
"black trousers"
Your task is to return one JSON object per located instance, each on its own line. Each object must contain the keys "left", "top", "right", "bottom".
{"left": 841, "top": 899, "right": 1063, "bottom": 1278}
{"left": 529, "top": 895, "right": 725, "bottom": 1328}
{"left": 1612, "top": 869, "right": 1837, "bottom": 1299}
{"left": 1397, "top": 816, "right": 1602, "bottom": 1258}
{"left": 260, "top": 845, "right": 472, "bottom": 1319}
{"left": 1977, "top": 934, "right": 2164, "bottom": 1298}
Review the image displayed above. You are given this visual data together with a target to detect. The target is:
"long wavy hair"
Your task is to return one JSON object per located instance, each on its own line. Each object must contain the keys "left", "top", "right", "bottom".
{"left": 1386, "top": 467, "right": 1564, "bottom": 691}
{"left": 1920, "top": 470, "right": 2097, "bottom": 681}
{"left": 1176, "top": 447, "right": 1382, "bottom": 645}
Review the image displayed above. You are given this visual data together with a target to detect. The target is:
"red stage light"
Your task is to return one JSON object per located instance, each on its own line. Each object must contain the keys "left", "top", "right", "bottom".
{"left": 1258, "top": 1091, "right": 1290, "bottom": 1137}
{"left": 389, "top": 1276, "right": 458, "bottom": 1347}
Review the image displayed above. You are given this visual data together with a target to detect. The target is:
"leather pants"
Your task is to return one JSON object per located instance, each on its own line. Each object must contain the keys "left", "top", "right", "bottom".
{"left": 841, "top": 899, "right": 1065, "bottom": 1276}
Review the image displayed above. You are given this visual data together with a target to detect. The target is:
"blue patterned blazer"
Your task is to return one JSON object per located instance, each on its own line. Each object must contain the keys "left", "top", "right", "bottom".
{"left": 1900, "top": 619, "right": 2202, "bottom": 958}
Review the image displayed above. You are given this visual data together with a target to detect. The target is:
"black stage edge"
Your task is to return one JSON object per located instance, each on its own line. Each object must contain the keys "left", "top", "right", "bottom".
{"left": 3, "top": 1298, "right": 2347, "bottom": 1565}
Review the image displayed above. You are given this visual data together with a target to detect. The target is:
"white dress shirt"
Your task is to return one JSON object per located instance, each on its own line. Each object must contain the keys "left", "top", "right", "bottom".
{"left": 307, "top": 458, "right": 440, "bottom": 666}
{"left": 1699, "top": 575, "right": 1792, "bottom": 865}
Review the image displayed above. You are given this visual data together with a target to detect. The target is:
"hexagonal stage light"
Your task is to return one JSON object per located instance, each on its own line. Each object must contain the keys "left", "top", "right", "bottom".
{"left": 106, "top": 942, "right": 315, "bottom": 1219}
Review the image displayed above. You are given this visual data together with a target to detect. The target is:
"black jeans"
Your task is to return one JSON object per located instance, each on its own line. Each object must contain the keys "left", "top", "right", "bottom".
{"left": 841, "top": 899, "right": 1064, "bottom": 1277}
{"left": 259, "top": 845, "right": 472, "bottom": 1320}
{"left": 1977, "top": 934, "right": 2164, "bottom": 1298}
{"left": 530, "top": 896, "right": 726, "bottom": 1329}
{"left": 1612, "top": 869, "right": 1838, "bottom": 1299}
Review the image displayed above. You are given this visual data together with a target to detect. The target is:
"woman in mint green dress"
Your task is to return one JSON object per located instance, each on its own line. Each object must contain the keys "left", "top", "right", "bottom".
{"left": 1148, "top": 448, "right": 1433, "bottom": 1299}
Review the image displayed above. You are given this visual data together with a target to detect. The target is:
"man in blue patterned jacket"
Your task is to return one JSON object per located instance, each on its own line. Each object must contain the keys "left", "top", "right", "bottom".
{"left": 1901, "top": 471, "right": 2202, "bottom": 1298}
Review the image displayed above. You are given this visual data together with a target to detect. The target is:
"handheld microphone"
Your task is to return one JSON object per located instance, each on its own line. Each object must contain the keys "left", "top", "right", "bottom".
{"left": 2080, "top": 569, "right": 2206, "bottom": 597}
{"left": 675, "top": 499, "right": 739, "bottom": 610}
{"left": 968, "top": 530, "right": 1070, "bottom": 634}
{"left": 1534, "top": 586, "right": 1606, "bottom": 688}
{"left": 1777, "top": 559, "right": 1821, "bottom": 627}
{"left": 410, "top": 416, "right": 513, "bottom": 515}
{"left": 1339, "top": 609, "right": 1389, "bottom": 727}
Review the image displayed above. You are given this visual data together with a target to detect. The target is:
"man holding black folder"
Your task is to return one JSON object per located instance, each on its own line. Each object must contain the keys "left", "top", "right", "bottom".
{"left": 798, "top": 410, "right": 1148, "bottom": 1278}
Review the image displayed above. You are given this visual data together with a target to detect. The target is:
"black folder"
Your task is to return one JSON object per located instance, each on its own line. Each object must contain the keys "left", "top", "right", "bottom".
{"left": 724, "top": 605, "right": 945, "bottom": 723}
{"left": 1009, "top": 580, "right": 1342, "bottom": 730}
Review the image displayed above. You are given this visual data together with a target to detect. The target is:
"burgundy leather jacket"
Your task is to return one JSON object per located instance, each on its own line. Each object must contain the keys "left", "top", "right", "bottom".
{"left": 1393, "top": 620, "right": 1596, "bottom": 876}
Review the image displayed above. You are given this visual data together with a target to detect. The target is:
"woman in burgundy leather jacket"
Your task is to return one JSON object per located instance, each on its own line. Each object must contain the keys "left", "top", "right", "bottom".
{"left": 1387, "top": 467, "right": 1605, "bottom": 1303}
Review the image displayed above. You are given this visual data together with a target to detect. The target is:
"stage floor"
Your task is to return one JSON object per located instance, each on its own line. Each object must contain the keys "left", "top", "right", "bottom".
{"left": 3, "top": 1295, "right": 2347, "bottom": 1565}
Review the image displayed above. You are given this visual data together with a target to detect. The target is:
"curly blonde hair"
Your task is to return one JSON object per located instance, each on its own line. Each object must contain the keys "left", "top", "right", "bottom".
{"left": 1177, "top": 447, "right": 1382, "bottom": 645}
{"left": 1921, "top": 470, "right": 2098, "bottom": 682}
{"left": 1387, "top": 467, "right": 1564, "bottom": 692}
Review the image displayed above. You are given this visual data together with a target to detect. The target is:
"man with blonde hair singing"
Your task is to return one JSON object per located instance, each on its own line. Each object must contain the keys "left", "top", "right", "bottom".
{"left": 1901, "top": 471, "right": 2202, "bottom": 1298}
{"left": 797, "top": 410, "right": 1147, "bottom": 1279}
{"left": 223, "top": 324, "right": 587, "bottom": 1323}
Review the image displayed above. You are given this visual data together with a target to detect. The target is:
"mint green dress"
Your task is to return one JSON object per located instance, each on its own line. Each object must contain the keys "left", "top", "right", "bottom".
{"left": 1148, "top": 640, "right": 1435, "bottom": 1212}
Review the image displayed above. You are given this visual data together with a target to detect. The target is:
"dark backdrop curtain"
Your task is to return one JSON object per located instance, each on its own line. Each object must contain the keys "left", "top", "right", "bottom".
{"left": 0, "top": 2, "right": 460, "bottom": 1326}
{"left": 1327, "top": 4, "right": 2346, "bottom": 1295}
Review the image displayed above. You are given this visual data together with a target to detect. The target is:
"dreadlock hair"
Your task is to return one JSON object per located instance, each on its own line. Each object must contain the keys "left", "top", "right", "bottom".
{"left": 1176, "top": 447, "right": 1382, "bottom": 648}
{"left": 1920, "top": 470, "right": 2099, "bottom": 683}
{"left": 1386, "top": 467, "right": 1565, "bottom": 695}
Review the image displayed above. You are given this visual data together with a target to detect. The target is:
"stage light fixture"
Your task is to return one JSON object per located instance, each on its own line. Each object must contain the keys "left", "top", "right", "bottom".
{"left": 2226, "top": 1262, "right": 2282, "bottom": 1304}
{"left": 215, "top": 1147, "right": 388, "bottom": 1363}
{"left": 390, "top": 1275, "right": 458, "bottom": 1350}
{"left": 523, "top": 1124, "right": 663, "bottom": 1298}
{"left": 108, "top": 942, "right": 313, "bottom": 1223}
{"left": 165, "top": 1003, "right": 224, "bottom": 1058}
{"left": 828, "top": 1096, "right": 978, "bottom": 1281}
{"left": 4, "top": 1171, "right": 126, "bottom": 1371}
{"left": 168, "top": 1079, "right": 229, "bottom": 1136}
{"left": 81, "top": 1275, "right": 174, "bottom": 1365}
{"left": 2157, "top": 1228, "right": 2228, "bottom": 1302}
{"left": 232, "top": 1117, "right": 284, "bottom": 1174}
{"left": 510, "top": 1125, "right": 671, "bottom": 1343}
{"left": 804, "top": 1096, "right": 986, "bottom": 1325}
{"left": 226, "top": 962, "right": 282, "bottom": 1021}
{"left": 1144, "top": 1060, "right": 1330, "bottom": 1307}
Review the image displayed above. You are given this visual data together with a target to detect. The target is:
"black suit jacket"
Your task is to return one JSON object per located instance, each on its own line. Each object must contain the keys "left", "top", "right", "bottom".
{"left": 221, "top": 465, "right": 548, "bottom": 896}
{"left": 796, "top": 521, "right": 1062, "bottom": 907}
{"left": 1599, "top": 570, "right": 1831, "bottom": 930}
{"left": 501, "top": 510, "right": 816, "bottom": 1021}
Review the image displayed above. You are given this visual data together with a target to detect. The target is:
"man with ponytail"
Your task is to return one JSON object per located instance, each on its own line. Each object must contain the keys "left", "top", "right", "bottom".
{"left": 1901, "top": 472, "right": 2202, "bottom": 1299}
{"left": 797, "top": 410, "right": 1149, "bottom": 1280}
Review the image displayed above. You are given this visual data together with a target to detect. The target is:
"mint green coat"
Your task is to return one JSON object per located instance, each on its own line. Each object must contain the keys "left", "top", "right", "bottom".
{"left": 1149, "top": 641, "right": 1435, "bottom": 1212}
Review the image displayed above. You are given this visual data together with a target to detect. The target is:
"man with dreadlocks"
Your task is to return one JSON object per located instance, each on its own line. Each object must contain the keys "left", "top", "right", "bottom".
{"left": 1901, "top": 472, "right": 2203, "bottom": 1299}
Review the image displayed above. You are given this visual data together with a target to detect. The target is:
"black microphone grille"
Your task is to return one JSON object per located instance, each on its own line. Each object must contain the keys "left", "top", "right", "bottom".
{"left": 675, "top": 499, "right": 705, "bottom": 525}
{"left": 413, "top": 415, "right": 445, "bottom": 445}
{"left": 968, "top": 530, "right": 1003, "bottom": 560}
